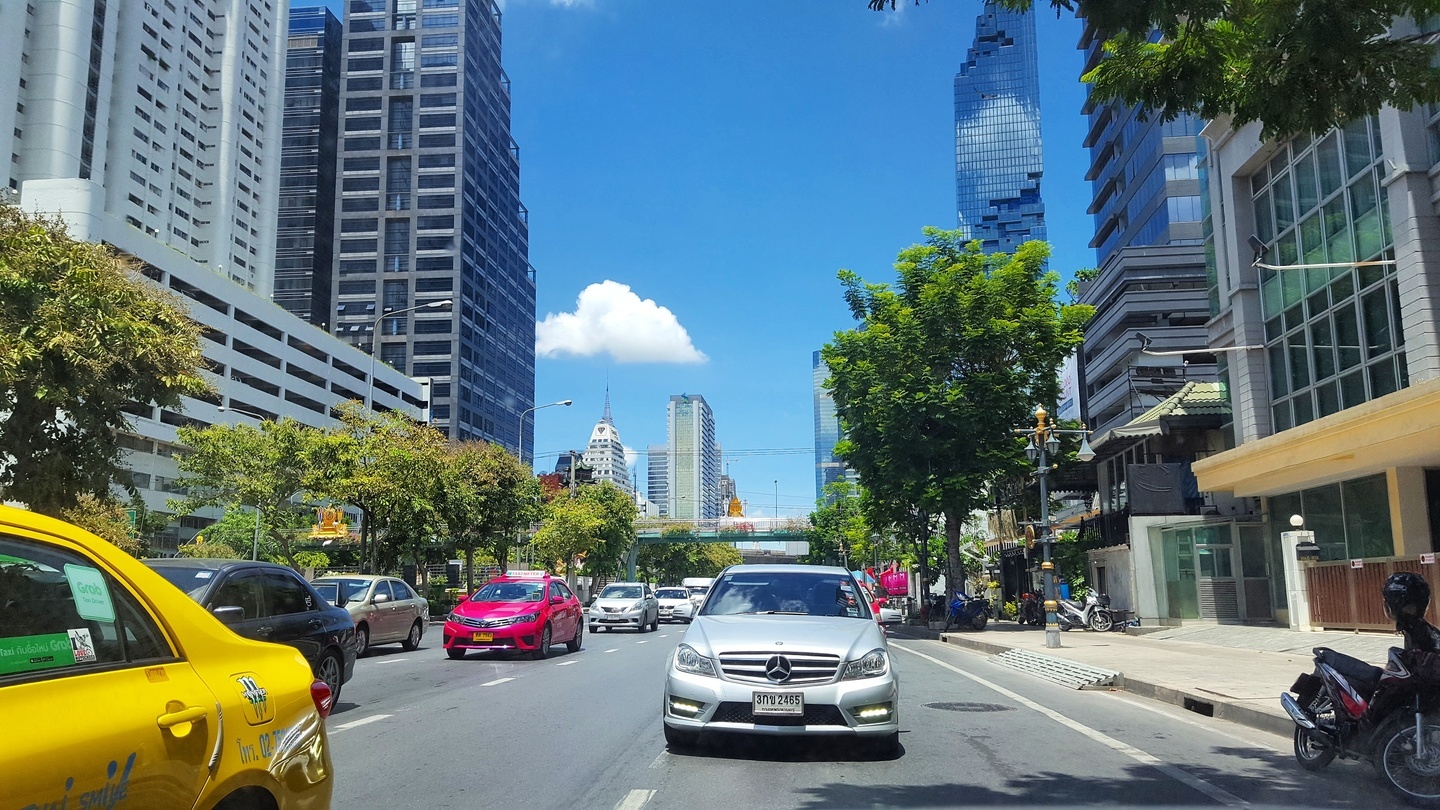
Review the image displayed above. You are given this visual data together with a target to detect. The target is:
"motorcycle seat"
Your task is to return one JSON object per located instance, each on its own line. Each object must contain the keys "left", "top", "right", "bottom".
{"left": 1316, "top": 647, "right": 1383, "bottom": 694}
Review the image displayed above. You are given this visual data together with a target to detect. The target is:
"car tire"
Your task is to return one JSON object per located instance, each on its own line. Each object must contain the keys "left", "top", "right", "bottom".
{"left": 532, "top": 624, "right": 552, "bottom": 660}
{"left": 650, "top": 613, "right": 659, "bottom": 632}
{"left": 354, "top": 624, "right": 370, "bottom": 658}
{"left": 567, "top": 621, "right": 583, "bottom": 653}
{"left": 638, "top": 618, "right": 649, "bottom": 633}
{"left": 401, "top": 619, "right": 423, "bottom": 651}
{"left": 316, "top": 651, "right": 343, "bottom": 707}
{"left": 664, "top": 723, "right": 699, "bottom": 751}
{"left": 446, "top": 647, "right": 466, "bottom": 660}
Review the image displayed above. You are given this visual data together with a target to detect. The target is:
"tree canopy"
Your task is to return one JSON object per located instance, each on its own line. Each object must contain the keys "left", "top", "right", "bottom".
{"left": 0, "top": 204, "right": 209, "bottom": 515}
{"left": 435, "top": 439, "right": 540, "bottom": 588}
{"left": 869, "top": 0, "right": 1440, "bottom": 140}
{"left": 823, "top": 229, "right": 1091, "bottom": 597}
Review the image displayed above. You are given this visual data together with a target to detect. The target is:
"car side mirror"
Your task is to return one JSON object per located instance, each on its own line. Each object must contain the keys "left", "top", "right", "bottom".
{"left": 373, "top": 593, "right": 390, "bottom": 604}
{"left": 212, "top": 605, "right": 245, "bottom": 624}
{"left": 455, "top": 593, "right": 469, "bottom": 604}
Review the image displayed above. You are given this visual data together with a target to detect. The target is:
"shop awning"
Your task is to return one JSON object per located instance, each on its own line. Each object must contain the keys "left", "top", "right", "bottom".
{"left": 1092, "top": 381, "right": 1229, "bottom": 450}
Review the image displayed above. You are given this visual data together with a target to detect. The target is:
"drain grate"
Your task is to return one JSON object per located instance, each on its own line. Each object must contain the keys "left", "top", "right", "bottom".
{"left": 990, "top": 649, "right": 1120, "bottom": 690}
{"left": 924, "top": 702, "right": 1015, "bottom": 713}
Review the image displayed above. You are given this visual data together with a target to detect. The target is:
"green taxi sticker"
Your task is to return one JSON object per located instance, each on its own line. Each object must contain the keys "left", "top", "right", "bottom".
{"left": 64, "top": 564, "right": 116, "bottom": 623}
{"left": 0, "top": 633, "right": 76, "bottom": 675}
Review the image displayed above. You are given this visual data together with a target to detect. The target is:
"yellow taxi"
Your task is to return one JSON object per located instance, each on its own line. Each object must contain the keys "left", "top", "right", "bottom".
{"left": 0, "top": 505, "right": 333, "bottom": 809}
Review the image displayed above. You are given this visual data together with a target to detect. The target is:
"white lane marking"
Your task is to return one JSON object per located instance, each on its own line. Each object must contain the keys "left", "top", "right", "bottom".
{"left": 637, "top": 640, "right": 649, "bottom": 645}
{"left": 557, "top": 660, "right": 578, "bottom": 666}
{"left": 1104, "top": 692, "right": 1289, "bottom": 755}
{"left": 331, "top": 713, "right": 392, "bottom": 732}
{"left": 374, "top": 658, "right": 410, "bottom": 665}
{"left": 615, "top": 789, "right": 655, "bottom": 810}
{"left": 659, "top": 634, "right": 669, "bottom": 638}
{"left": 481, "top": 677, "right": 514, "bottom": 687}
{"left": 893, "top": 643, "right": 1249, "bottom": 808}
{"left": 605, "top": 648, "right": 619, "bottom": 653}
{"left": 649, "top": 751, "right": 668, "bottom": 769}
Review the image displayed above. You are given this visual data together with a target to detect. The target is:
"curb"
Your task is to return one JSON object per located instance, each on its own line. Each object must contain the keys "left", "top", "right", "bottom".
{"left": 904, "top": 629, "right": 1295, "bottom": 739}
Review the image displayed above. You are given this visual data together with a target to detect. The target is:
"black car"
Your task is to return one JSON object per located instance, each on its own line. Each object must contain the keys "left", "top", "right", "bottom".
{"left": 146, "top": 558, "right": 357, "bottom": 703}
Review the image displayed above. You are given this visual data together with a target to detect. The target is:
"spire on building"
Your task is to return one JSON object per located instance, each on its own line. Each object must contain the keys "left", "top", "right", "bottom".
{"left": 602, "top": 385, "right": 614, "bottom": 426}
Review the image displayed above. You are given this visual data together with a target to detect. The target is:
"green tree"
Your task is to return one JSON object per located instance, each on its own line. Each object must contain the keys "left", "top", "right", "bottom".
{"left": 870, "top": 1, "right": 1440, "bottom": 140}
{"left": 823, "top": 229, "right": 1092, "bottom": 604}
{"left": 638, "top": 541, "right": 743, "bottom": 584}
{"left": 803, "top": 481, "right": 870, "bottom": 566}
{"left": 171, "top": 418, "right": 333, "bottom": 569}
{"left": 175, "top": 539, "right": 240, "bottom": 559}
{"left": 0, "top": 204, "right": 209, "bottom": 515}
{"left": 532, "top": 495, "right": 603, "bottom": 588}
{"left": 434, "top": 440, "right": 539, "bottom": 590}
{"left": 59, "top": 493, "right": 144, "bottom": 557}
{"left": 575, "top": 482, "right": 640, "bottom": 581}
{"left": 191, "top": 507, "right": 273, "bottom": 560}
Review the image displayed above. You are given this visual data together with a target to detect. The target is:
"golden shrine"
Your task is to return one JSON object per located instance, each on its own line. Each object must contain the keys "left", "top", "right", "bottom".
{"left": 309, "top": 505, "right": 350, "bottom": 540}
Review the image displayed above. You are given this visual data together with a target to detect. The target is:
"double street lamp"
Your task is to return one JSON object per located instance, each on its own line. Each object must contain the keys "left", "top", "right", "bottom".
{"left": 365, "top": 299, "right": 453, "bottom": 411}
{"left": 1014, "top": 405, "right": 1095, "bottom": 650}
{"left": 518, "top": 399, "right": 573, "bottom": 469}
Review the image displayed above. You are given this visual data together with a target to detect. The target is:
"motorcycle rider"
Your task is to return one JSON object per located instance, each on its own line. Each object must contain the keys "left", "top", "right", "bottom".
{"left": 1364, "top": 571, "right": 1440, "bottom": 728}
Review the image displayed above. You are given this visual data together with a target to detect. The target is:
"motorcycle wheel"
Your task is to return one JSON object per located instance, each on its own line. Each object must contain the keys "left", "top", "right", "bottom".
{"left": 971, "top": 613, "right": 988, "bottom": 632}
{"left": 1089, "top": 610, "right": 1114, "bottom": 633}
{"left": 1379, "top": 716, "right": 1440, "bottom": 807}
{"left": 1294, "top": 725, "right": 1337, "bottom": 771}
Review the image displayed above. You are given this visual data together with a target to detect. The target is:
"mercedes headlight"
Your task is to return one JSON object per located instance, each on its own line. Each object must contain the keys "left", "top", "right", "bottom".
{"left": 674, "top": 644, "right": 717, "bottom": 677}
{"left": 842, "top": 649, "right": 888, "bottom": 680}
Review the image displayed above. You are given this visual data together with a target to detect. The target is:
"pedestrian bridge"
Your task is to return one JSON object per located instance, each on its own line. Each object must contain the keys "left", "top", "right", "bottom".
{"left": 634, "top": 517, "right": 810, "bottom": 544}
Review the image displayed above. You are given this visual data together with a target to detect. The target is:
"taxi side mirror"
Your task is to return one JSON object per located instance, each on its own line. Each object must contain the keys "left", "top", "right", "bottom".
{"left": 373, "top": 593, "right": 390, "bottom": 604}
{"left": 550, "top": 596, "right": 563, "bottom": 604}
{"left": 212, "top": 605, "right": 245, "bottom": 624}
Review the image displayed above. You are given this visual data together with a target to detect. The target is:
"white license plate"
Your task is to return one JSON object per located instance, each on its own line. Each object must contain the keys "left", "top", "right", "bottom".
{"left": 753, "top": 691, "right": 803, "bottom": 716}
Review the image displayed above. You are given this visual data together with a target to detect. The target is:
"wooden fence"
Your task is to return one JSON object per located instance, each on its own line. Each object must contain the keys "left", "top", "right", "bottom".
{"left": 1306, "top": 556, "right": 1440, "bottom": 631}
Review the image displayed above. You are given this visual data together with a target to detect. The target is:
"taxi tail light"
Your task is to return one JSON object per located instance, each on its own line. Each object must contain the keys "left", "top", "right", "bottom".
{"left": 311, "top": 679, "right": 334, "bottom": 718}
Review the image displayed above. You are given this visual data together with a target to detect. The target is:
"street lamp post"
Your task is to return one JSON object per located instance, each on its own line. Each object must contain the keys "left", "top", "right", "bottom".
{"left": 365, "top": 299, "right": 453, "bottom": 411}
{"left": 517, "top": 399, "right": 573, "bottom": 469}
{"left": 216, "top": 405, "right": 268, "bottom": 561}
{"left": 1014, "top": 405, "right": 1095, "bottom": 650}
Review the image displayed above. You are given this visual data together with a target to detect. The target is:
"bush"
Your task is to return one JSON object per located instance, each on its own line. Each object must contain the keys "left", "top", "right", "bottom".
{"left": 1002, "top": 600, "right": 1018, "bottom": 620}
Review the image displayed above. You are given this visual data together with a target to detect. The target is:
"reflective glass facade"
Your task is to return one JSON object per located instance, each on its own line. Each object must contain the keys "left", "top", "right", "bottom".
{"left": 1252, "top": 117, "right": 1407, "bottom": 431}
{"left": 334, "top": 0, "right": 535, "bottom": 446}
{"left": 953, "top": 1, "right": 1045, "bottom": 253}
{"left": 275, "top": 7, "right": 343, "bottom": 325}
{"left": 812, "top": 351, "right": 854, "bottom": 503}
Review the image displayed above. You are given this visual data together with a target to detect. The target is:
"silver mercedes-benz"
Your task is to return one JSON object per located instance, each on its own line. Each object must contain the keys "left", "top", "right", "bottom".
{"left": 661, "top": 564, "right": 899, "bottom": 755}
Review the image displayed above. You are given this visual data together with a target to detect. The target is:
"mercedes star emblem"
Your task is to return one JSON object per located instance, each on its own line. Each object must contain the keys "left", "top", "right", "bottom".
{"left": 765, "top": 655, "right": 792, "bottom": 683}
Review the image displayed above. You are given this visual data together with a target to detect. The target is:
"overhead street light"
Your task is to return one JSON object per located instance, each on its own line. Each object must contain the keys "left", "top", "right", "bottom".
{"left": 518, "top": 399, "right": 573, "bottom": 469}
{"left": 365, "top": 299, "right": 453, "bottom": 411}
{"left": 1134, "top": 332, "right": 1264, "bottom": 357}
{"left": 1012, "top": 405, "right": 1095, "bottom": 650}
{"left": 1248, "top": 232, "right": 1397, "bottom": 272}
{"left": 214, "top": 405, "right": 269, "bottom": 560}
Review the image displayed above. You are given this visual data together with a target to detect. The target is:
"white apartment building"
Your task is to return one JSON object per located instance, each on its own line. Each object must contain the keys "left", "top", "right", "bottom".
{"left": 667, "top": 393, "right": 719, "bottom": 520}
{"left": 1, "top": 1, "right": 423, "bottom": 550}
{"left": 581, "top": 391, "right": 632, "bottom": 495}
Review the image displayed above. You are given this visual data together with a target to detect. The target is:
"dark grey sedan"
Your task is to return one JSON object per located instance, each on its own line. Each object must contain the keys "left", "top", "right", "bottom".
{"left": 146, "top": 558, "right": 357, "bottom": 703}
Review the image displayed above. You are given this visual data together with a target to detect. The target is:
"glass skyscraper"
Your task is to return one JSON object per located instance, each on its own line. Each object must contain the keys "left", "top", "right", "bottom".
{"left": 812, "top": 351, "right": 856, "bottom": 503}
{"left": 333, "top": 0, "right": 535, "bottom": 447}
{"left": 275, "top": 7, "right": 343, "bottom": 326}
{"left": 953, "top": 1, "right": 1045, "bottom": 253}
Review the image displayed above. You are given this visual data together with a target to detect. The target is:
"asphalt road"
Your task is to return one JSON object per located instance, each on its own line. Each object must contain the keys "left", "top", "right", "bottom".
{"left": 326, "top": 623, "right": 1400, "bottom": 809}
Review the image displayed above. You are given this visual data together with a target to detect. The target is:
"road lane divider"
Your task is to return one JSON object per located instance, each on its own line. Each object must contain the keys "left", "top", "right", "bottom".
{"left": 604, "top": 648, "right": 618, "bottom": 653}
{"left": 330, "top": 713, "right": 392, "bottom": 733}
{"left": 892, "top": 642, "right": 1249, "bottom": 808}
{"left": 374, "top": 658, "right": 409, "bottom": 665}
{"left": 615, "top": 789, "right": 655, "bottom": 810}
{"left": 481, "top": 677, "right": 515, "bottom": 687}
{"left": 637, "top": 640, "right": 648, "bottom": 644}
{"left": 557, "top": 660, "right": 578, "bottom": 666}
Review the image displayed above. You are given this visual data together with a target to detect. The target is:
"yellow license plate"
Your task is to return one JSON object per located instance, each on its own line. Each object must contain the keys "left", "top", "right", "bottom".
{"left": 472, "top": 632, "right": 493, "bottom": 642}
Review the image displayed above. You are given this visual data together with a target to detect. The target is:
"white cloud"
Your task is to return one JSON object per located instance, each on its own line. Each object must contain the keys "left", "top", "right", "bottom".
{"left": 536, "top": 280, "right": 708, "bottom": 364}
{"left": 623, "top": 444, "right": 640, "bottom": 471}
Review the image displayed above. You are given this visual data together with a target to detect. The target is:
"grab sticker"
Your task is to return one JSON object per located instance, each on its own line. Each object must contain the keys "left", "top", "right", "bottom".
{"left": 64, "top": 564, "right": 116, "bottom": 623}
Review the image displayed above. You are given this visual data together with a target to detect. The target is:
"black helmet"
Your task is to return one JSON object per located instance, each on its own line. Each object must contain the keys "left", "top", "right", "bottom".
{"left": 1383, "top": 571, "right": 1431, "bottom": 621}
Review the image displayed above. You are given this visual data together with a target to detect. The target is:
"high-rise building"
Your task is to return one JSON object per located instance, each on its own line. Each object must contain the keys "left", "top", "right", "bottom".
{"left": 0, "top": 0, "right": 423, "bottom": 551}
{"left": 274, "top": 6, "right": 343, "bottom": 325}
{"left": 581, "top": 390, "right": 632, "bottom": 494}
{"left": 667, "top": 394, "right": 720, "bottom": 520}
{"left": 953, "top": 0, "right": 1045, "bottom": 254}
{"left": 332, "top": 0, "right": 535, "bottom": 445}
{"left": 812, "top": 350, "right": 856, "bottom": 503}
{"left": 646, "top": 443, "right": 669, "bottom": 518}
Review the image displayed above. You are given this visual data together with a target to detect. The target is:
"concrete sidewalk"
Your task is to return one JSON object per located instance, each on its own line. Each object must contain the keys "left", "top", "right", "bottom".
{"left": 890, "top": 620, "right": 1406, "bottom": 737}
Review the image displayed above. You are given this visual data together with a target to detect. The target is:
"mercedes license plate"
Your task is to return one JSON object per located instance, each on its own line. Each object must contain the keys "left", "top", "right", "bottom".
{"left": 753, "top": 691, "right": 803, "bottom": 716}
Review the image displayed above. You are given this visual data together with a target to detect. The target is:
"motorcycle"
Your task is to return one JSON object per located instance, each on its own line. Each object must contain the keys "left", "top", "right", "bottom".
{"left": 1056, "top": 592, "right": 1115, "bottom": 633}
{"left": 944, "top": 591, "right": 993, "bottom": 632}
{"left": 1283, "top": 592, "right": 1440, "bottom": 806}
{"left": 1017, "top": 592, "right": 1043, "bottom": 626}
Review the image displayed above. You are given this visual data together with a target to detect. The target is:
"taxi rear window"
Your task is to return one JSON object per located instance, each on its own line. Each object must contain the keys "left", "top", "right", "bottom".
{"left": 0, "top": 536, "right": 173, "bottom": 682}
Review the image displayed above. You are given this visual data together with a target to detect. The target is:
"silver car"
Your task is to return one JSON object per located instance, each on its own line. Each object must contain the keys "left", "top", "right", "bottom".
{"left": 656, "top": 587, "right": 695, "bottom": 624}
{"left": 588, "top": 582, "right": 660, "bottom": 632}
{"left": 312, "top": 575, "right": 428, "bottom": 656}
{"left": 662, "top": 565, "right": 900, "bottom": 756}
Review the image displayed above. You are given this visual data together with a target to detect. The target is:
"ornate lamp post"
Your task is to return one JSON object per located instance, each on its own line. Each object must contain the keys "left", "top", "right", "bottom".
{"left": 1014, "top": 405, "right": 1095, "bottom": 649}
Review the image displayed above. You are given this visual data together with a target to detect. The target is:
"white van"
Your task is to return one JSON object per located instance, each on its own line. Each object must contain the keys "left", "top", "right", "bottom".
{"left": 680, "top": 577, "right": 714, "bottom": 609}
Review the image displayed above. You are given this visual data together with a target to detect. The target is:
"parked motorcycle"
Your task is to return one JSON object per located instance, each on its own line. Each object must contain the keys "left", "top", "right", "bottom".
{"left": 1282, "top": 572, "right": 1440, "bottom": 807}
{"left": 1017, "top": 592, "right": 1043, "bottom": 626}
{"left": 944, "top": 591, "right": 993, "bottom": 632}
{"left": 1056, "top": 592, "right": 1115, "bottom": 633}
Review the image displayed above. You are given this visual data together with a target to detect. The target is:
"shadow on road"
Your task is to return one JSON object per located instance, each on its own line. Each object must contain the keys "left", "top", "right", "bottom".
{"left": 668, "top": 734, "right": 904, "bottom": 764}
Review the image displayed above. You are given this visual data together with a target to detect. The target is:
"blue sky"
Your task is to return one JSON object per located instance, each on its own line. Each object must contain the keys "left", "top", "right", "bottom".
{"left": 299, "top": 0, "right": 1091, "bottom": 519}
